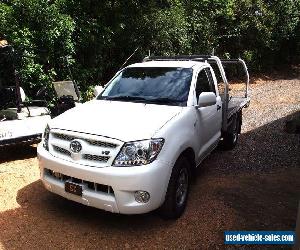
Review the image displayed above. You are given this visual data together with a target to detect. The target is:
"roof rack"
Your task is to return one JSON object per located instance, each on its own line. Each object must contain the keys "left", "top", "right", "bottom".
{"left": 143, "top": 55, "right": 214, "bottom": 62}
{"left": 218, "top": 59, "right": 240, "bottom": 64}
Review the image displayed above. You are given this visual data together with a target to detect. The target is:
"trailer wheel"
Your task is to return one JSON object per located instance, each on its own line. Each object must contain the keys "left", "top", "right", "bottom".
{"left": 159, "top": 156, "right": 191, "bottom": 219}
{"left": 220, "top": 112, "right": 241, "bottom": 150}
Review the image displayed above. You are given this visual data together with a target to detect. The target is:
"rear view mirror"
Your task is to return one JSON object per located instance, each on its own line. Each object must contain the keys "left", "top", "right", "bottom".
{"left": 94, "top": 86, "right": 104, "bottom": 97}
{"left": 198, "top": 92, "right": 216, "bottom": 108}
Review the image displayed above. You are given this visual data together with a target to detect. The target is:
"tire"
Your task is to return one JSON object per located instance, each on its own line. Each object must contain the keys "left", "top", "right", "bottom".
{"left": 220, "top": 112, "right": 241, "bottom": 150}
{"left": 159, "top": 156, "right": 191, "bottom": 219}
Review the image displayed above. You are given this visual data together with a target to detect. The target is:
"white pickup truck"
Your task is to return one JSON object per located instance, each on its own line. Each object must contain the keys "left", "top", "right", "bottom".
{"left": 37, "top": 55, "right": 250, "bottom": 219}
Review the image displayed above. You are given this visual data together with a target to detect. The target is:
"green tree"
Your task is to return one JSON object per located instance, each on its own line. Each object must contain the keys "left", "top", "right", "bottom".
{"left": 1, "top": 0, "right": 299, "bottom": 102}
{"left": 0, "top": 0, "right": 74, "bottom": 99}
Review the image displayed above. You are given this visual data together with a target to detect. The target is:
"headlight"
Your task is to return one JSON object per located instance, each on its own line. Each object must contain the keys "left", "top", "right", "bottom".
{"left": 113, "top": 138, "right": 164, "bottom": 167}
{"left": 43, "top": 124, "right": 50, "bottom": 151}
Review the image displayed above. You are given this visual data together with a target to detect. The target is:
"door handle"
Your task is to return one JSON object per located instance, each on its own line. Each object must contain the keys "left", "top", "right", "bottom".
{"left": 217, "top": 105, "right": 221, "bottom": 111}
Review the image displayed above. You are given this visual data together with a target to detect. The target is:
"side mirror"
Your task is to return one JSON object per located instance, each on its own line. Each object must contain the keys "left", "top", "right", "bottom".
{"left": 94, "top": 85, "right": 104, "bottom": 97}
{"left": 198, "top": 92, "right": 216, "bottom": 108}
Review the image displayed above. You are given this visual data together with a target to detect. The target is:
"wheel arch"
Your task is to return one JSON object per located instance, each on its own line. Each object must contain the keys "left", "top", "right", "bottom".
{"left": 178, "top": 147, "right": 196, "bottom": 180}
{"left": 159, "top": 147, "right": 196, "bottom": 219}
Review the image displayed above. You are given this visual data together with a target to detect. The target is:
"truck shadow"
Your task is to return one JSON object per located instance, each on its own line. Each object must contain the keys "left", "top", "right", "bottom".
{"left": 0, "top": 111, "right": 299, "bottom": 249}
{"left": 198, "top": 110, "right": 299, "bottom": 176}
{"left": 0, "top": 144, "right": 37, "bottom": 163}
{"left": 0, "top": 179, "right": 178, "bottom": 249}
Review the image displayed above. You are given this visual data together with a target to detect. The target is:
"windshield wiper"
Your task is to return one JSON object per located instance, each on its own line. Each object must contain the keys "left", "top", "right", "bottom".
{"left": 102, "top": 96, "right": 148, "bottom": 102}
{"left": 100, "top": 96, "right": 184, "bottom": 105}
{"left": 145, "top": 97, "right": 184, "bottom": 104}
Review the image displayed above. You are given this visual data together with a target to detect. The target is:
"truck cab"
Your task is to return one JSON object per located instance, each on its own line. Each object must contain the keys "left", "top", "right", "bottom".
{"left": 37, "top": 55, "right": 250, "bottom": 218}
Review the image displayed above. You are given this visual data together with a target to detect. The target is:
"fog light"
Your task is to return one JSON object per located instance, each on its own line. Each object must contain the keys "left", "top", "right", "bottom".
{"left": 134, "top": 191, "right": 150, "bottom": 203}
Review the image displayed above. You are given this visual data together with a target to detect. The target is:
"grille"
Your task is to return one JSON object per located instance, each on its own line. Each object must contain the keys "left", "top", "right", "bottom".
{"left": 46, "top": 169, "right": 114, "bottom": 195}
{"left": 53, "top": 133, "right": 75, "bottom": 141}
{"left": 86, "top": 139, "right": 117, "bottom": 148}
{"left": 53, "top": 145, "right": 71, "bottom": 156}
{"left": 49, "top": 130, "right": 121, "bottom": 167}
{"left": 52, "top": 133, "right": 118, "bottom": 148}
{"left": 83, "top": 154, "right": 110, "bottom": 162}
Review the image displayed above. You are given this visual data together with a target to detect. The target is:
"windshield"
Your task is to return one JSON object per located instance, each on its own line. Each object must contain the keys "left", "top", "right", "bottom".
{"left": 98, "top": 67, "right": 193, "bottom": 106}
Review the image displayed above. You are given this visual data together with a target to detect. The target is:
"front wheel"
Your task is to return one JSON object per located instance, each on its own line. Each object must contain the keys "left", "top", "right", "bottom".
{"left": 159, "top": 156, "right": 191, "bottom": 219}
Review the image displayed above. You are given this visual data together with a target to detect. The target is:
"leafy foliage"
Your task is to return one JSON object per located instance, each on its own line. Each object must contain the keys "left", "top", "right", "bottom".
{"left": 0, "top": 0, "right": 299, "bottom": 101}
{"left": 0, "top": 0, "right": 74, "bottom": 100}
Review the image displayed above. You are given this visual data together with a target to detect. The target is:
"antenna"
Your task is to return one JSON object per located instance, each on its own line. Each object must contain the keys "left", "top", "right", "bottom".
{"left": 119, "top": 47, "right": 139, "bottom": 70}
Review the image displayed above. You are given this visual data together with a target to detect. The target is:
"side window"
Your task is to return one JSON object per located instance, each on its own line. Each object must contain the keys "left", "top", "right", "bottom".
{"left": 205, "top": 68, "right": 216, "bottom": 94}
{"left": 195, "top": 69, "right": 215, "bottom": 102}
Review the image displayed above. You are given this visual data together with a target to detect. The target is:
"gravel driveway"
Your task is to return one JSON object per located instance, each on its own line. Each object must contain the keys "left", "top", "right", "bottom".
{"left": 0, "top": 78, "right": 299, "bottom": 250}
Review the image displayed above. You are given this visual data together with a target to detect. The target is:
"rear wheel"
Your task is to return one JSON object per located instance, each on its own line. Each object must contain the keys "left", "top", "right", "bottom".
{"left": 159, "top": 156, "right": 191, "bottom": 219}
{"left": 220, "top": 112, "right": 241, "bottom": 150}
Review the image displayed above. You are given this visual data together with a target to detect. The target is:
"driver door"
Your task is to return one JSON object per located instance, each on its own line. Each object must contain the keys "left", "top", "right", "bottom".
{"left": 195, "top": 67, "right": 222, "bottom": 161}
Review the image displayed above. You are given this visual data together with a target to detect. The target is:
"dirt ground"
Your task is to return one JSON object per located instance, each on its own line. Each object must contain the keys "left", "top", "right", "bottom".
{"left": 0, "top": 77, "right": 299, "bottom": 250}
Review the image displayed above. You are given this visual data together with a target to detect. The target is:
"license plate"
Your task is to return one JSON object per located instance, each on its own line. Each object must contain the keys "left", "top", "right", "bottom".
{"left": 0, "top": 130, "right": 12, "bottom": 139}
{"left": 65, "top": 181, "right": 82, "bottom": 196}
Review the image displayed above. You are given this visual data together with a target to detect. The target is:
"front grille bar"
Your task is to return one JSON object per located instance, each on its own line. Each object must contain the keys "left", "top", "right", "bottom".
{"left": 83, "top": 154, "right": 110, "bottom": 162}
{"left": 53, "top": 145, "right": 71, "bottom": 156}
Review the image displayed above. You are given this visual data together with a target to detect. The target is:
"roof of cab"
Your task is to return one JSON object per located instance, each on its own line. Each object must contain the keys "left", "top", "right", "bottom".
{"left": 127, "top": 60, "right": 208, "bottom": 69}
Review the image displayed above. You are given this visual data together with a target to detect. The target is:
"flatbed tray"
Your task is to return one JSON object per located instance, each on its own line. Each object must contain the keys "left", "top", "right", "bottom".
{"left": 227, "top": 97, "right": 250, "bottom": 119}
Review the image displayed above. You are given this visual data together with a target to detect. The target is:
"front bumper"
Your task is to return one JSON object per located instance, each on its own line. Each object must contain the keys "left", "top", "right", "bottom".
{"left": 0, "top": 134, "right": 42, "bottom": 147}
{"left": 37, "top": 144, "right": 172, "bottom": 214}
